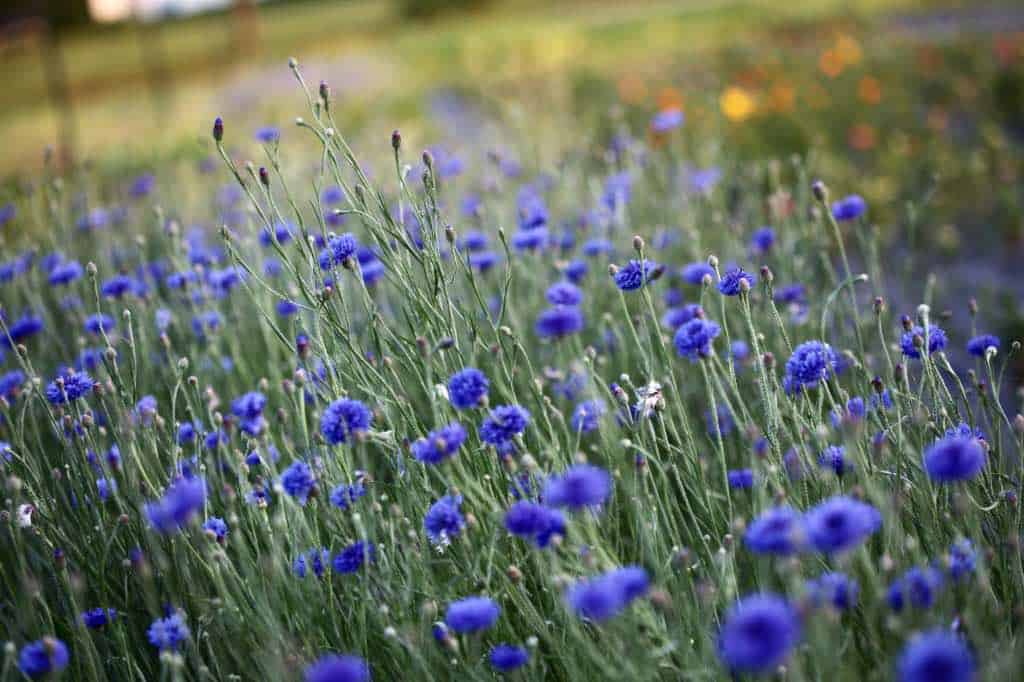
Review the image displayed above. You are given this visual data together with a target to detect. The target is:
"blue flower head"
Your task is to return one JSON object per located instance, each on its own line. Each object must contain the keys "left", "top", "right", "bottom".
{"left": 806, "top": 572, "right": 859, "bottom": 611}
{"left": 445, "top": 596, "right": 501, "bottom": 633}
{"left": 900, "top": 324, "right": 947, "bottom": 359}
{"left": 718, "top": 267, "right": 755, "bottom": 296}
{"left": 673, "top": 318, "right": 721, "bottom": 361}
{"left": 424, "top": 495, "right": 465, "bottom": 545}
{"left": 966, "top": 334, "right": 999, "bottom": 357}
{"left": 504, "top": 501, "right": 566, "bottom": 548}
{"left": 613, "top": 259, "right": 659, "bottom": 291}
{"left": 147, "top": 611, "right": 190, "bottom": 651}
{"left": 19, "top": 638, "right": 70, "bottom": 679}
{"left": 144, "top": 477, "right": 207, "bottom": 533}
{"left": 566, "top": 566, "right": 650, "bottom": 622}
{"left": 831, "top": 194, "right": 867, "bottom": 221}
{"left": 447, "top": 368, "right": 489, "bottom": 410}
{"left": 293, "top": 548, "right": 330, "bottom": 578}
{"left": 571, "top": 400, "right": 606, "bottom": 434}
{"left": 320, "top": 398, "right": 372, "bottom": 445}
{"left": 897, "top": 630, "right": 974, "bottom": 682}
{"left": 480, "top": 405, "right": 530, "bottom": 447}
{"left": 280, "top": 460, "right": 316, "bottom": 505}
{"left": 535, "top": 306, "right": 584, "bottom": 338}
{"left": 333, "top": 540, "right": 375, "bottom": 574}
{"left": 744, "top": 506, "right": 805, "bottom": 556}
{"left": 717, "top": 594, "right": 800, "bottom": 674}
{"left": 543, "top": 464, "right": 611, "bottom": 510}
{"left": 411, "top": 422, "right": 467, "bottom": 465}
{"left": 490, "top": 644, "right": 530, "bottom": 672}
{"left": 923, "top": 433, "right": 986, "bottom": 483}
{"left": 804, "top": 496, "right": 882, "bottom": 554}
{"left": 305, "top": 654, "right": 370, "bottom": 682}
{"left": 887, "top": 566, "right": 944, "bottom": 612}
{"left": 784, "top": 340, "right": 838, "bottom": 392}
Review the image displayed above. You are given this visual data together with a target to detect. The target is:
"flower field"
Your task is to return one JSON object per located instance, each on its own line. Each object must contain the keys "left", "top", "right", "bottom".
{"left": 0, "top": 2, "right": 1023, "bottom": 680}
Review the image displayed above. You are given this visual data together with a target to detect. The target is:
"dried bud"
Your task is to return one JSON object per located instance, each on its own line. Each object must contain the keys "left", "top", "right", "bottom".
{"left": 811, "top": 179, "right": 828, "bottom": 202}
{"left": 632, "top": 235, "right": 644, "bottom": 252}
{"left": 318, "top": 80, "right": 330, "bottom": 103}
{"left": 759, "top": 265, "right": 773, "bottom": 283}
{"left": 258, "top": 167, "right": 270, "bottom": 188}
{"left": 391, "top": 129, "right": 401, "bottom": 151}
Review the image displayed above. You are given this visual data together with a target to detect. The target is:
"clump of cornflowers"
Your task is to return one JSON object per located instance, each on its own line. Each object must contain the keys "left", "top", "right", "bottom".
{"left": 717, "top": 593, "right": 801, "bottom": 674}
{"left": 566, "top": 566, "right": 649, "bottom": 622}
{"left": 673, "top": 318, "right": 721, "bottom": 361}
{"left": 19, "top": 637, "right": 70, "bottom": 679}
{"left": 231, "top": 391, "right": 267, "bottom": 436}
{"left": 504, "top": 500, "right": 565, "bottom": 548}
{"left": 305, "top": 654, "right": 371, "bottom": 682}
{"left": 490, "top": 644, "right": 529, "bottom": 672}
{"left": 806, "top": 572, "right": 859, "bottom": 611}
{"left": 784, "top": 340, "right": 838, "bottom": 393}
{"left": 330, "top": 477, "right": 366, "bottom": 510}
{"left": 147, "top": 610, "right": 190, "bottom": 651}
{"left": 411, "top": 422, "right": 466, "bottom": 464}
{"left": 923, "top": 431, "right": 986, "bottom": 483}
{"left": 447, "top": 367, "right": 488, "bottom": 409}
{"left": 611, "top": 259, "right": 659, "bottom": 291}
{"left": 333, "top": 540, "right": 375, "bottom": 574}
{"left": 479, "top": 405, "right": 530, "bottom": 449}
{"left": 544, "top": 464, "right": 611, "bottom": 510}
{"left": 897, "top": 630, "right": 974, "bottom": 682}
{"left": 424, "top": 495, "right": 465, "bottom": 546}
{"left": 281, "top": 460, "right": 316, "bottom": 504}
{"left": 445, "top": 596, "right": 501, "bottom": 633}
{"left": 900, "top": 324, "right": 947, "bottom": 359}
{"left": 744, "top": 506, "right": 805, "bottom": 556}
{"left": 803, "top": 495, "right": 882, "bottom": 553}
{"left": 717, "top": 267, "right": 754, "bottom": 296}
{"left": 144, "top": 477, "right": 207, "bottom": 533}
{"left": 966, "top": 333, "right": 999, "bottom": 357}
{"left": 320, "top": 398, "right": 372, "bottom": 445}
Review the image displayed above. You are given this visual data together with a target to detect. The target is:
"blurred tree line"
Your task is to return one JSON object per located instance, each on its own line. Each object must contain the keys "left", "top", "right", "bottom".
{"left": 3, "top": 0, "right": 91, "bottom": 27}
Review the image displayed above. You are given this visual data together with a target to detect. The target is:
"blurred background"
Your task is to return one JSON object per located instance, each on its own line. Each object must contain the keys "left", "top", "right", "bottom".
{"left": 0, "top": 0, "right": 1022, "bottom": 376}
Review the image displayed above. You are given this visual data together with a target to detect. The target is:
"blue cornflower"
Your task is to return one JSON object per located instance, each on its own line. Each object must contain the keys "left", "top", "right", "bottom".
{"left": 293, "top": 548, "right": 330, "bottom": 578}
{"left": 96, "top": 477, "right": 117, "bottom": 501}
{"left": 775, "top": 283, "right": 807, "bottom": 304}
{"left": 333, "top": 540, "right": 375, "bottom": 574}
{"left": 18, "top": 638, "right": 70, "bottom": 679}
{"left": 305, "top": 654, "right": 370, "bottom": 682}
{"left": 717, "top": 594, "right": 800, "bottom": 674}
{"left": 680, "top": 262, "right": 714, "bottom": 285}
{"left": 4, "top": 313, "right": 44, "bottom": 346}
{"left": 784, "top": 340, "right": 838, "bottom": 393}
{"left": 81, "top": 607, "right": 117, "bottom": 629}
{"left": 480, "top": 405, "right": 530, "bottom": 446}
{"left": 231, "top": 391, "right": 267, "bottom": 436}
{"left": 566, "top": 566, "right": 650, "bottom": 622}
{"left": 255, "top": 125, "right": 280, "bottom": 143}
{"left": 546, "top": 281, "right": 583, "bottom": 306}
{"left": 661, "top": 303, "right": 703, "bottom": 330}
{"left": 535, "top": 306, "right": 584, "bottom": 338}
{"left": 706, "top": 404, "right": 735, "bottom": 437}
{"left": 570, "top": 399, "right": 605, "bottom": 433}
{"left": 673, "top": 318, "right": 721, "bottom": 361}
{"left": 948, "top": 539, "right": 977, "bottom": 581}
{"left": 900, "top": 324, "right": 947, "bottom": 359}
{"left": 44, "top": 373, "right": 94, "bottom": 404}
{"left": 259, "top": 222, "right": 294, "bottom": 247}
{"left": 966, "top": 334, "right": 999, "bottom": 357}
{"left": 750, "top": 226, "right": 775, "bottom": 253}
{"left": 329, "top": 480, "right": 366, "bottom": 510}
{"left": 445, "top": 596, "right": 501, "bottom": 633}
{"left": 0, "top": 370, "right": 25, "bottom": 398}
{"left": 277, "top": 299, "right": 300, "bottom": 317}
{"left": 504, "top": 501, "right": 566, "bottom": 548}
{"left": 47, "top": 260, "right": 83, "bottom": 286}
{"left": 100, "top": 274, "right": 135, "bottom": 299}
{"left": 84, "top": 313, "right": 115, "bottom": 335}
{"left": 923, "top": 433, "right": 986, "bottom": 483}
{"left": 582, "top": 238, "right": 613, "bottom": 257}
{"left": 612, "top": 259, "right": 659, "bottom": 291}
{"left": 511, "top": 227, "right": 548, "bottom": 251}
{"left": 543, "top": 464, "right": 611, "bottom": 510}
{"left": 144, "top": 477, "right": 207, "bottom": 533}
{"left": 728, "top": 469, "right": 754, "bottom": 489}
{"left": 468, "top": 250, "right": 498, "bottom": 272}
{"left": 411, "top": 422, "right": 467, "bottom": 465}
{"left": 320, "top": 398, "right": 372, "bottom": 445}
{"left": 202, "top": 517, "right": 228, "bottom": 542}
{"left": 424, "top": 495, "right": 465, "bottom": 545}
{"left": 831, "top": 194, "right": 867, "bottom": 221}
{"left": 806, "top": 572, "right": 859, "bottom": 611}
{"left": 447, "top": 368, "right": 489, "bottom": 410}
{"left": 818, "top": 445, "right": 851, "bottom": 477}
{"left": 887, "top": 566, "right": 944, "bottom": 612}
{"left": 804, "top": 496, "right": 882, "bottom": 554}
{"left": 280, "top": 461, "right": 316, "bottom": 505}
{"left": 134, "top": 395, "right": 158, "bottom": 424}
{"left": 147, "top": 611, "right": 190, "bottom": 651}
{"left": 490, "top": 644, "right": 529, "bottom": 672}
{"left": 744, "top": 506, "right": 805, "bottom": 556}
{"left": 564, "top": 259, "right": 588, "bottom": 282}
{"left": 717, "top": 267, "right": 755, "bottom": 296}
{"left": 897, "top": 630, "right": 974, "bottom": 682}
{"left": 319, "top": 233, "right": 359, "bottom": 269}
{"left": 177, "top": 421, "right": 199, "bottom": 445}
{"left": 650, "top": 108, "right": 684, "bottom": 133}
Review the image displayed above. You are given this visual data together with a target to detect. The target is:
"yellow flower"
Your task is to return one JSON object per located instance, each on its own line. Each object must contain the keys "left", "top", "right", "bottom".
{"left": 720, "top": 87, "right": 756, "bottom": 122}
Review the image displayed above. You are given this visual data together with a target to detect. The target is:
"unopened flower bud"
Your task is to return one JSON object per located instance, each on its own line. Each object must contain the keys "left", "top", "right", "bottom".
{"left": 212, "top": 117, "right": 224, "bottom": 142}
{"left": 811, "top": 180, "right": 828, "bottom": 202}
{"left": 391, "top": 129, "right": 401, "bottom": 151}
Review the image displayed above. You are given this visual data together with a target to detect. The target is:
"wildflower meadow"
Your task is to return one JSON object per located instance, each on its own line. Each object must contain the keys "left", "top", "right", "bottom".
{"left": 2, "top": 6, "right": 1024, "bottom": 680}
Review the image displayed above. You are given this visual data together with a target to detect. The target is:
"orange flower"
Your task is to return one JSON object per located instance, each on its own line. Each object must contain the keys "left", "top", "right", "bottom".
{"left": 848, "top": 123, "right": 877, "bottom": 151}
{"left": 858, "top": 76, "right": 882, "bottom": 105}
{"left": 769, "top": 83, "right": 795, "bottom": 112}
{"left": 819, "top": 49, "right": 843, "bottom": 78}
{"left": 657, "top": 87, "right": 684, "bottom": 111}
{"left": 618, "top": 75, "right": 647, "bottom": 105}
{"left": 720, "top": 87, "right": 756, "bottom": 122}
